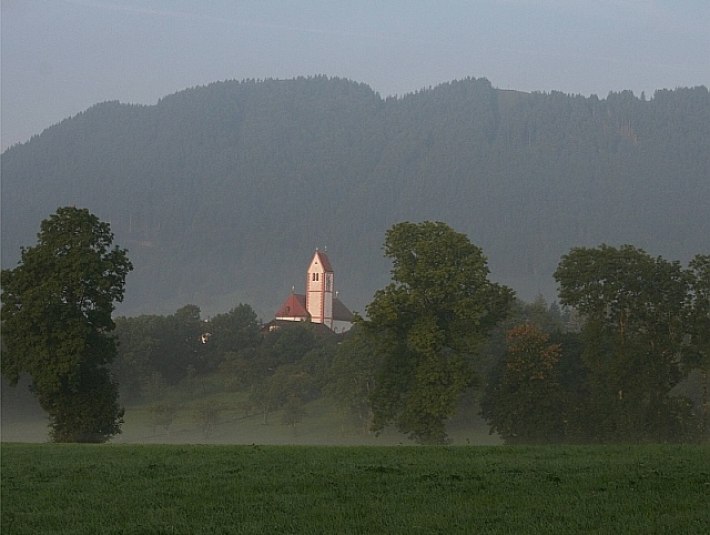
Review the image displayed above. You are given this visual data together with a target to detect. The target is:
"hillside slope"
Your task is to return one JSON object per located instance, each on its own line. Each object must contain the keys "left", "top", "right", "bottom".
{"left": 2, "top": 76, "right": 709, "bottom": 317}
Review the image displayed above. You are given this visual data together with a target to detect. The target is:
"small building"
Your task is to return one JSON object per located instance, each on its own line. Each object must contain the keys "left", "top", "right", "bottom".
{"left": 274, "top": 250, "right": 354, "bottom": 332}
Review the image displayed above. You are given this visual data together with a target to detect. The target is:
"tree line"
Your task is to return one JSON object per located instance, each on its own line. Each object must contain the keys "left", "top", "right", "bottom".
{"left": 2, "top": 209, "right": 708, "bottom": 444}
{"left": 482, "top": 245, "right": 710, "bottom": 444}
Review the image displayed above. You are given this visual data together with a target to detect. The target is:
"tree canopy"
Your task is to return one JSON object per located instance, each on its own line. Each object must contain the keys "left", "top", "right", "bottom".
{"left": 480, "top": 323, "right": 566, "bottom": 444}
{"left": 1, "top": 206, "right": 132, "bottom": 442}
{"left": 553, "top": 244, "right": 700, "bottom": 441}
{"left": 363, "top": 221, "right": 513, "bottom": 443}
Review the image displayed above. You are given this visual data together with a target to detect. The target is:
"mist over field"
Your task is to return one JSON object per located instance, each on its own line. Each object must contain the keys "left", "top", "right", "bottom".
{"left": 1, "top": 366, "right": 500, "bottom": 446}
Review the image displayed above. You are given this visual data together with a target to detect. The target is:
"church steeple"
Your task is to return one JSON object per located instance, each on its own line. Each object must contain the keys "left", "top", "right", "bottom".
{"left": 305, "top": 249, "right": 334, "bottom": 329}
{"left": 273, "top": 249, "right": 352, "bottom": 332}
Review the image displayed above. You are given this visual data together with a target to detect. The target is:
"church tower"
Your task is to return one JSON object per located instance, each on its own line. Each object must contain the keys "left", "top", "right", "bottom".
{"left": 305, "top": 249, "right": 334, "bottom": 329}
{"left": 273, "top": 249, "right": 353, "bottom": 332}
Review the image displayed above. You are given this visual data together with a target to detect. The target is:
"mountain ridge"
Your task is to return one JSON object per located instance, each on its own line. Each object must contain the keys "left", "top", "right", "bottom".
{"left": 2, "top": 76, "right": 708, "bottom": 318}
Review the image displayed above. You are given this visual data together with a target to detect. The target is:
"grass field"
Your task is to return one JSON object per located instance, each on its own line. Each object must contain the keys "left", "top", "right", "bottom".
{"left": 2, "top": 443, "right": 708, "bottom": 534}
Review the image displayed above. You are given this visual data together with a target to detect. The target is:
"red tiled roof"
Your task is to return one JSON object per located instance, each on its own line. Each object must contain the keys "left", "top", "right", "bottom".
{"left": 275, "top": 293, "right": 310, "bottom": 319}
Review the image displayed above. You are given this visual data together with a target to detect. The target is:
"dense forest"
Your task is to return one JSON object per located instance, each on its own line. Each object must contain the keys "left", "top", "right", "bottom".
{"left": 2, "top": 76, "right": 709, "bottom": 317}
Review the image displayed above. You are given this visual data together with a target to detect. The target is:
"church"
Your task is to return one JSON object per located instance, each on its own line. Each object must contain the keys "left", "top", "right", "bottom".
{"left": 273, "top": 250, "right": 354, "bottom": 333}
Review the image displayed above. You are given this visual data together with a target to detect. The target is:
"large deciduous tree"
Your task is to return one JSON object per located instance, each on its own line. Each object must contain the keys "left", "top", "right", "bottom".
{"left": 481, "top": 323, "right": 566, "bottom": 444}
{"left": 1, "top": 207, "right": 132, "bottom": 442}
{"left": 554, "top": 244, "right": 697, "bottom": 441}
{"left": 363, "top": 221, "right": 513, "bottom": 444}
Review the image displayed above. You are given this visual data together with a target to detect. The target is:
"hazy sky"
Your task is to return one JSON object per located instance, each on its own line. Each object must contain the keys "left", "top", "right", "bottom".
{"left": 2, "top": 0, "right": 709, "bottom": 150}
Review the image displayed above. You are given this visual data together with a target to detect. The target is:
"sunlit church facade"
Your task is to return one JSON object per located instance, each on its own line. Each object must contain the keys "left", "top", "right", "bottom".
{"left": 273, "top": 250, "right": 354, "bottom": 333}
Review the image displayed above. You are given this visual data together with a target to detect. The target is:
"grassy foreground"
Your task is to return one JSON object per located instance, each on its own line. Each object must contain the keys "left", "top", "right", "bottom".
{"left": 2, "top": 443, "right": 709, "bottom": 534}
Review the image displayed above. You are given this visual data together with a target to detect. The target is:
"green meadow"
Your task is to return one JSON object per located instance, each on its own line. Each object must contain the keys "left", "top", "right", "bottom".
{"left": 2, "top": 443, "right": 709, "bottom": 534}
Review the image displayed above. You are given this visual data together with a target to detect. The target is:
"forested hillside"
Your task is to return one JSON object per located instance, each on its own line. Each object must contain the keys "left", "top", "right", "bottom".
{"left": 2, "top": 76, "right": 708, "bottom": 317}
